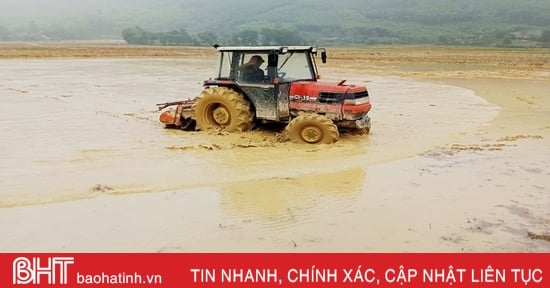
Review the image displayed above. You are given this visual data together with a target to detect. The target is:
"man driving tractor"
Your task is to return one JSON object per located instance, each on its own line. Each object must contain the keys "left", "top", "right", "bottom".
{"left": 238, "top": 55, "right": 265, "bottom": 82}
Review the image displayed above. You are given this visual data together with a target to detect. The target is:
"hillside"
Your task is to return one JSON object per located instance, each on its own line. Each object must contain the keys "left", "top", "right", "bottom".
{"left": 1, "top": 0, "right": 549, "bottom": 46}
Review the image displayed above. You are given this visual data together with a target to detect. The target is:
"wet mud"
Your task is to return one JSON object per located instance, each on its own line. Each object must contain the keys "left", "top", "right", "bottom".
{"left": 0, "top": 45, "right": 548, "bottom": 251}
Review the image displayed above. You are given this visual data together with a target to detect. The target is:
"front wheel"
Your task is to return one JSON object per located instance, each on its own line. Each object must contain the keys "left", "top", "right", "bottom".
{"left": 192, "top": 87, "right": 254, "bottom": 132}
{"left": 285, "top": 114, "right": 339, "bottom": 144}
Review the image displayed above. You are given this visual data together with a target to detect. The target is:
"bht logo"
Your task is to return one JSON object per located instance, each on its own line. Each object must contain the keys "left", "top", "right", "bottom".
{"left": 13, "top": 256, "right": 74, "bottom": 285}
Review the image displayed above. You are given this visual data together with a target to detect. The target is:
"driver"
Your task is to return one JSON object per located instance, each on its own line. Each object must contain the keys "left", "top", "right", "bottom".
{"left": 238, "top": 55, "right": 265, "bottom": 82}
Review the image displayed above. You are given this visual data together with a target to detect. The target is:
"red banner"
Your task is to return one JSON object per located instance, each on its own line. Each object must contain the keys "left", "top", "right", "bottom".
{"left": 1, "top": 253, "right": 548, "bottom": 287}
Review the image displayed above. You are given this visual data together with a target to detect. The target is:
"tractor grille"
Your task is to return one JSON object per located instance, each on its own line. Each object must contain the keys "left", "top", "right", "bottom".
{"left": 318, "top": 90, "right": 369, "bottom": 103}
{"left": 318, "top": 92, "right": 345, "bottom": 103}
{"left": 345, "top": 90, "right": 369, "bottom": 99}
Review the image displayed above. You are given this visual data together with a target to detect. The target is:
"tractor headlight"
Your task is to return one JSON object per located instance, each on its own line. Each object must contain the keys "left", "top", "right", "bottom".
{"left": 344, "top": 97, "right": 370, "bottom": 105}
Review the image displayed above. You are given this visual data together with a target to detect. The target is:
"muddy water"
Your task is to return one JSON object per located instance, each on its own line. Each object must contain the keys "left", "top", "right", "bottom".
{"left": 0, "top": 58, "right": 496, "bottom": 204}
{"left": 3, "top": 58, "right": 546, "bottom": 251}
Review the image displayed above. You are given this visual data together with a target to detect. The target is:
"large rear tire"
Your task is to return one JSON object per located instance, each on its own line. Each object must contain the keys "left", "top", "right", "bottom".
{"left": 192, "top": 87, "right": 254, "bottom": 132}
{"left": 285, "top": 114, "right": 339, "bottom": 144}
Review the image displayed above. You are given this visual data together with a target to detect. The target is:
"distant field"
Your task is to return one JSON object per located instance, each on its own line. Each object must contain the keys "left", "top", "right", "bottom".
{"left": 0, "top": 42, "right": 215, "bottom": 58}
{"left": 328, "top": 45, "right": 550, "bottom": 80}
{"left": 1, "top": 42, "right": 549, "bottom": 80}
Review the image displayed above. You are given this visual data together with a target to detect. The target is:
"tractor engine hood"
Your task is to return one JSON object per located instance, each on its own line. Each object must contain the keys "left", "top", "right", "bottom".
{"left": 288, "top": 80, "right": 371, "bottom": 119}
{"left": 289, "top": 80, "right": 369, "bottom": 104}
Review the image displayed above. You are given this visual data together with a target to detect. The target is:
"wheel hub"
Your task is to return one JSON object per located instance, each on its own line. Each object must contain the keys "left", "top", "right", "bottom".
{"left": 300, "top": 126, "right": 323, "bottom": 143}
{"left": 212, "top": 105, "right": 230, "bottom": 126}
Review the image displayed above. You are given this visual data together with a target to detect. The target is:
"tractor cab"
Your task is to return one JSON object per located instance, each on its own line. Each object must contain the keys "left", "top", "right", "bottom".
{"left": 204, "top": 46, "right": 327, "bottom": 122}
{"left": 212, "top": 46, "right": 324, "bottom": 84}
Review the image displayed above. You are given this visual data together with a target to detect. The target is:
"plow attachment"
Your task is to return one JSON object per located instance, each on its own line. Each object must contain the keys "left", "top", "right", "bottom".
{"left": 156, "top": 99, "right": 196, "bottom": 131}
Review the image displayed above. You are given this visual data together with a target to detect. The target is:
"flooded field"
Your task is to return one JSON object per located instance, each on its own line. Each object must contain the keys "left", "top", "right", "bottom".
{"left": 1, "top": 45, "right": 549, "bottom": 251}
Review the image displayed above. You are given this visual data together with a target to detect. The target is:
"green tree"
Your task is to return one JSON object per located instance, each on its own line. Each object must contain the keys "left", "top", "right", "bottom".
{"left": 540, "top": 30, "right": 550, "bottom": 43}
{"left": 121, "top": 26, "right": 150, "bottom": 44}
{"left": 155, "top": 29, "right": 193, "bottom": 45}
{"left": 437, "top": 35, "right": 451, "bottom": 44}
{"left": 259, "top": 28, "right": 305, "bottom": 45}
{"left": 0, "top": 26, "right": 9, "bottom": 40}
{"left": 231, "top": 30, "right": 258, "bottom": 45}
{"left": 173, "top": 29, "right": 193, "bottom": 44}
{"left": 26, "top": 20, "right": 41, "bottom": 40}
{"left": 197, "top": 32, "right": 218, "bottom": 46}
{"left": 502, "top": 36, "right": 513, "bottom": 46}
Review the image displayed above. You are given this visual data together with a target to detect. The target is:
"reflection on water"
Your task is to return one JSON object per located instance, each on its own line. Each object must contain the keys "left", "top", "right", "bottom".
{"left": 219, "top": 168, "right": 365, "bottom": 227}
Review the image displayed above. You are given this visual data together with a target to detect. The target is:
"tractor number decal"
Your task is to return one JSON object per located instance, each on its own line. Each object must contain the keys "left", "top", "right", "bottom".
{"left": 290, "top": 95, "right": 317, "bottom": 102}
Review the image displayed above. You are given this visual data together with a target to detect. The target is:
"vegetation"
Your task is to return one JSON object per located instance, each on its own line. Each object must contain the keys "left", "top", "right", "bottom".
{"left": 121, "top": 27, "right": 195, "bottom": 45}
{"left": 1, "top": 0, "right": 550, "bottom": 47}
{"left": 121, "top": 26, "right": 307, "bottom": 46}
{"left": 541, "top": 30, "right": 550, "bottom": 46}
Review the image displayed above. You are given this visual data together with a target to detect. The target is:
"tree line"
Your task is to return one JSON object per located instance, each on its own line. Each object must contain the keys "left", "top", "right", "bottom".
{"left": 119, "top": 25, "right": 550, "bottom": 47}
{"left": 2, "top": 21, "right": 549, "bottom": 47}
{"left": 121, "top": 26, "right": 308, "bottom": 46}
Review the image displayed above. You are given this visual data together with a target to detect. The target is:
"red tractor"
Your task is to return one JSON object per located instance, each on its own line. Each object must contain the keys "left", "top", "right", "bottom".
{"left": 158, "top": 45, "right": 371, "bottom": 144}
